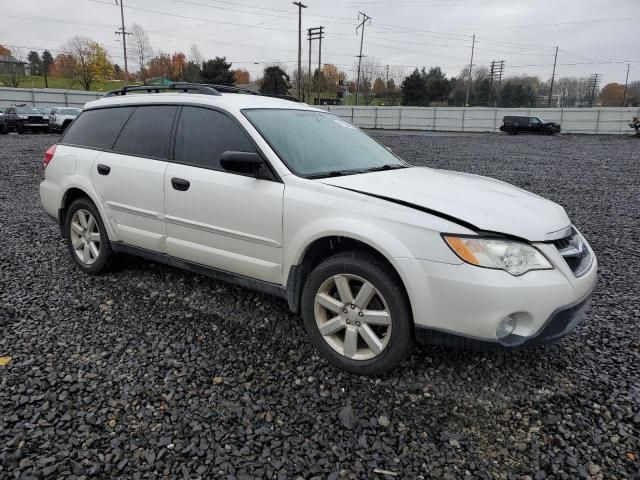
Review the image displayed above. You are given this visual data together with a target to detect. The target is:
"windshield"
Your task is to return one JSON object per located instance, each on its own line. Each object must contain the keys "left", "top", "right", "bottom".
{"left": 16, "top": 107, "right": 41, "bottom": 114}
{"left": 243, "top": 109, "right": 405, "bottom": 177}
{"left": 61, "top": 108, "right": 80, "bottom": 115}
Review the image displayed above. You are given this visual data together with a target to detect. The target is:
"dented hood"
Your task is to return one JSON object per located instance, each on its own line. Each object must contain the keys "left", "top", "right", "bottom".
{"left": 318, "top": 166, "right": 570, "bottom": 241}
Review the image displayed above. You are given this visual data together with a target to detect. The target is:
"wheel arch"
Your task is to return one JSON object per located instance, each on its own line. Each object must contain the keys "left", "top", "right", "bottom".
{"left": 285, "top": 233, "right": 413, "bottom": 317}
{"left": 58, "top": 184, "right": 116, "bottom": 241}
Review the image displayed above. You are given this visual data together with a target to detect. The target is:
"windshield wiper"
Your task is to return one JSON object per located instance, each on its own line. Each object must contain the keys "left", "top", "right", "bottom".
{"left": 307, "top": 169, "right": 361, "bottom": 179}
{"left": 362, "top": 164, "right": 408, "bottom": 173}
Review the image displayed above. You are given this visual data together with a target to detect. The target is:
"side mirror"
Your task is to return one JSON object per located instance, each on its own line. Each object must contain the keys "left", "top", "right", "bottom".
{"left": 220, "top": 151, "right": 267, "bottom": 178}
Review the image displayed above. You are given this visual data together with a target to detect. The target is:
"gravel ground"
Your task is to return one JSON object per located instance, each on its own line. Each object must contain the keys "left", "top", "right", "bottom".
{"left": 1, "top": 132, "right": 638, "bottom": 479}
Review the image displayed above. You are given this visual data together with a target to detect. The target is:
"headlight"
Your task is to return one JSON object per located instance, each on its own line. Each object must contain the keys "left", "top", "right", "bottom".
{"left": 443, "top": 235, "right": 552, "bottom": 276}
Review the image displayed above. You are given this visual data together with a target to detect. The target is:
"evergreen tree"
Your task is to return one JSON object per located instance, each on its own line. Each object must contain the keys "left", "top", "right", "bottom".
{"left": 261, "top": 66, "right": 290, "bottom": 96}
{"left": 27, "top": 50, "right": 42, "bottom": 76}
{"left": 200, "top": 57, "right": 234, "bottom": 85}
{"left": 401, "top": 68, "right": 427, "bottom": 106}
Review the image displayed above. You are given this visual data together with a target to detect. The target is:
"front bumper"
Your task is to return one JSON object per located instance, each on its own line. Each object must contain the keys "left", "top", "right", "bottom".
{"left": 396, "top": 240, "right": 598, "bottom": 348}
{"left": 415, "top": 281, "right": 595, "bottom": 348}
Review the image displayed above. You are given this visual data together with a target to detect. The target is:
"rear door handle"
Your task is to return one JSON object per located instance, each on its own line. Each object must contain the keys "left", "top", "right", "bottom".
{"left": 97, "top": 164, "right": 110, "bottom": 175}
{"left": 171, "top": 177, "right": 190, "bottom": 191}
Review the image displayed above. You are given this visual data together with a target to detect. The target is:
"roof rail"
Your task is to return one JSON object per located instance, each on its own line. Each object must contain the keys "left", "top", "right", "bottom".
{"left": 205, "top": 84, "right": 302, "bottom": 102}
{"left": 103, "top": 81, "right": 303, "bottom": 103}
{"left": 104, "top": 82, "right": 221, "bottom": 97}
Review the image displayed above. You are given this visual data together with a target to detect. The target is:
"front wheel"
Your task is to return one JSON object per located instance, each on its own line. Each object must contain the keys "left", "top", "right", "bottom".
{"left": 65, "top": 197, "right": 115, "bottom": 274}
{"left": 301, "top": 251, "right": 414, "bottom": 376}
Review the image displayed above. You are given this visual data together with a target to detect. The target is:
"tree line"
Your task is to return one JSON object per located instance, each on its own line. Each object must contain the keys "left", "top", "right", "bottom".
{"left": 1, "top": 25, "right": 638, "bottom": 107}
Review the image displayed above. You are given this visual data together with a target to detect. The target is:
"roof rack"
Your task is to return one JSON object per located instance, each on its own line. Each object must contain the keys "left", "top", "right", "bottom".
{"left": 205, "top": 84, "right": 302, "bottom": 102}
{"left": 103, "top": 82, "right": 302, "bottom": 103}
{"left": 104, "top": 82, "right": 222, "bottom": 97}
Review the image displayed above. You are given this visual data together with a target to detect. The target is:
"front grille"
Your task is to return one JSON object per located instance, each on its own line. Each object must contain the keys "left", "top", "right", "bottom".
{"left": 551, "top": 227, "right": 592, "bottom": 277}
{"left": 27, "top": 116, "right": 45, "bottom": 124}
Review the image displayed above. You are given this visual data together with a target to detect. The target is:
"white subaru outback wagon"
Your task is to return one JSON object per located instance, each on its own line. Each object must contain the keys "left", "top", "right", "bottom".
{"left": 40, "top": 83, "right": 597, "bottom": 375}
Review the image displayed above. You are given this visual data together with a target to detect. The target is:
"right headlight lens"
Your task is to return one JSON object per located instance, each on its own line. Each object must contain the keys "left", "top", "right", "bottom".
{"left": 444, "top": 235, "right": 552, "bottom": 276}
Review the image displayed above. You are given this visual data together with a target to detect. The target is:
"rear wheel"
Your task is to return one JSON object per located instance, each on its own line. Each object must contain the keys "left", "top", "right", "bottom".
{"left": 508, "top": 126, "right": 518, "bottom": 135}
{"left": 301, "top": 251, "right": 413, "bottom": 376}
{"left": 65, "top": 198, "right": 115, "bottom": 274}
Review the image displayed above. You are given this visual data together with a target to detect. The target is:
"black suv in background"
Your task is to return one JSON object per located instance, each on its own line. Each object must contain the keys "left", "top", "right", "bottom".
{"left": 2, "top": 105, "right": 49, "bottom": 133}
{"left": 499, "top": 116, "right": 561, "bottom": 135}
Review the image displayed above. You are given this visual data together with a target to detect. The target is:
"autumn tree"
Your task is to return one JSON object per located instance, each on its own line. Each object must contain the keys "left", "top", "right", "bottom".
{"left": 189, "top": 45, "right": 204, "bottom": 66}
{"left": 63, "top": 36, "right": 113, "bottom": 90}
{"left": 130, "top": 23, "right": 153, "bottom": 79}
{"left": 50, "top": 53, "right": 75, "bottom": 78}
{"left": 261, "top": 65, "right": 290, "bottom": 95}
{"left": 201, "top": 57, "right": 234, "bottom": 85}
{"left": 0, "top": 45, "right": 12, "bottom": 57}
{"left": 599, "top": 82, "right": 626, "bottom": 106}
{"left": 232, "top": 69, "right": 250, "bottom": 84}
{"left": 146, "top": 53, "right": 172, "bottom": 79}
{"left": 171, "top": 52, "right": 187, "bottom": 81}
{"left": 372, "top": 77, "right": 385, "bottom": 97}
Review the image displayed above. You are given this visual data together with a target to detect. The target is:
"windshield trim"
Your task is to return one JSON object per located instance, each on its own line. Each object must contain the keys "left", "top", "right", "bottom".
{"left": 241, "top": 107, "right": 407, "bottom": 179}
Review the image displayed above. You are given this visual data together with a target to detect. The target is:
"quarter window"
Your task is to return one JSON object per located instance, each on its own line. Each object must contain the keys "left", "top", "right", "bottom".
{"left": 113, "top": 105, "right": 178, "bottom": 159}
{"left": 62, "top": 107, "right": 134, "bottom": 150}
{"left": 174, "top": 106, "right": 256, "bottom": 170}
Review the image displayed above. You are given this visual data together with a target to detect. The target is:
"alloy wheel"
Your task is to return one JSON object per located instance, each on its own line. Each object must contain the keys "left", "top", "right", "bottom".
{"left": 314, "top": 274, "right": 392, "bottom": 360}
{"left": 69, "top": 209, "right": 101, "bottom": 265}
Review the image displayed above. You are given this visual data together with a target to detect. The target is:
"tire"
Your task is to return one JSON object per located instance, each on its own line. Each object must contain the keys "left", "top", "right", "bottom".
{"left": 64, "top": 197, "right": 115, "bottom": 275}
{"left": 0, "top": 123, "right": 8, "bottom": 134}
{"left": 301, "top": 250, "right": 414, "bottom": 376}
{"left": 508, "top": 127, "right": 518, "bottom": 135}
{"left": 17, "top": 124, "right": 24, "bottom": 134}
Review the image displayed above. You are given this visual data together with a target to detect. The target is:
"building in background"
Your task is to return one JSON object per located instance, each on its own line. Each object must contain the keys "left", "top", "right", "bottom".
{"left": 0, "top": 55, "right": 26, "bottom": 76}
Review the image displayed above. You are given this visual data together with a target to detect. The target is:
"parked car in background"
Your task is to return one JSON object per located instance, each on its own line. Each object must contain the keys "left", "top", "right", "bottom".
{"left": 630, "top": 116, "right": 640, "bottom": 137}
{"left": 39, "top": 83, "right": 597, "bottom": 375}
{"left": 500, "top": 116, "right": 561, "bottom": 135}
{"left": 49, "top": 107, "right": 81, "bottom": 133}
{"left": 0, "top": 110, "right": 8, "bottom": 134}
{"left": 3, "top": 105, "right": 49, "bottom": 133}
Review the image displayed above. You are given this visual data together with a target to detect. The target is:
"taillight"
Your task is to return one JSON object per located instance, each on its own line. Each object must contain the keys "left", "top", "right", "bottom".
{"left": 43, "top": 144, "right": 57, "bottom": 169}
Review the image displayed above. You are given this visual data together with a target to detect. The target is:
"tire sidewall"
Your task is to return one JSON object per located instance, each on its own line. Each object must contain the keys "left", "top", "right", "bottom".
{"left": 65, "top": 198, "right": 112, "bottom": 274}
{"left": 301, "top": 252, "right": 413, "bottom": 376}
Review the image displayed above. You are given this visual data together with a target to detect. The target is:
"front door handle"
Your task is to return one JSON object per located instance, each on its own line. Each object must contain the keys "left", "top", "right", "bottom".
{"left": 171, "top": 177, "right": 190, "bottom": 191}
{"left": 97, "top": 164, "right": 110, "bottom": 175}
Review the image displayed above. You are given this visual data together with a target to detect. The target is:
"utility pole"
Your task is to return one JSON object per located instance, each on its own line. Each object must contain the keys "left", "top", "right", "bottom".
{"left": 293, "top": 1, "right": 307, "bottom": 101}
{"left": 488, "top": 61, "right": 495, "bottom": 107}
{"left": 622, "top": 64, "right": 630, "bottom": 107}
{"left": 114, "top": 0, "right": 130, "bottom": 81}
{"left": 307, "top": 27, "right": 324, "bottom": 105}
{"left": 587, "top": 73, "right": 601, "bottom": 107}
{"left": 464, "top": 34, "right": 475, "bottom": 107}
{"left": 547, "top": 46, "right": 558, "bottom": 107}
{"left": 496, "top": 60, "right": 505, "bottom": 107}
{"left": 355, "top": 12, "right": 371, "bottom": 106}
{"left": 385, "top": 64, "right": 389, "bottom": 104}
{"left": 318, "top": 26, "right": 324, "bottom": 106}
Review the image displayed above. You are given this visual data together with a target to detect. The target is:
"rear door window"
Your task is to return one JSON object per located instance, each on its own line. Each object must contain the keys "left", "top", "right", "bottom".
{"left": 173, "top": 106, "right": 257, "bottom": 170}
{"left": 62, "top": 107, "right": 134, "bottom": 150}
{"left": 112, "top": 105, "right": 178, "bottom": 160}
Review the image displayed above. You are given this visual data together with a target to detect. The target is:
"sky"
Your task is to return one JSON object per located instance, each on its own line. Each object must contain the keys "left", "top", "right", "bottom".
{"left": 1, "top": 0, "right": 638, "bottom": 85}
